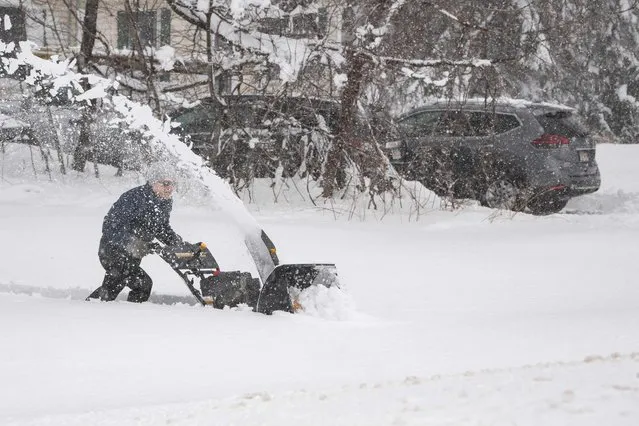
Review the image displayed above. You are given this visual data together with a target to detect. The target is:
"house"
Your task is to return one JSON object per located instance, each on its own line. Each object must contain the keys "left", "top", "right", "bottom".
{"left": 0, "top": 0, "right": 345, "bottom": 104}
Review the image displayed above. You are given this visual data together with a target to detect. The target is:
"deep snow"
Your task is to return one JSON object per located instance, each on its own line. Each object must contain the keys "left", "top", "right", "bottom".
{"left": 0, "top": 143, "right": 638, "bottom": 425}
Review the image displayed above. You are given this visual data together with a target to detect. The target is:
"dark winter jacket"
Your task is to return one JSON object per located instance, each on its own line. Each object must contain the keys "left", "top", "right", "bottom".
{"left": 101, "top": 183, "right": 182, "bottom": 254}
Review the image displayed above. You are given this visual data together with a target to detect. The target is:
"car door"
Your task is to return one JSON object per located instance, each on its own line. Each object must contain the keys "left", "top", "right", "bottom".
{"left": 395, "top": 110, "right": 443, "bottom": 180}
{"left": 463, "top": 110, "right": 502, "bottom": 180}
{"left": 397, "top": 109, "right": 471, "bottom": 194}
{"left": 469, "top": 110, "right": 525, "bottom": 183}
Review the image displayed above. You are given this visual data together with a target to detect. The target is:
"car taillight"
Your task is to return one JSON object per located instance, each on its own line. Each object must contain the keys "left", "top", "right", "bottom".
{"left": 532, "top": 133, "right": 570, "bottom": 148}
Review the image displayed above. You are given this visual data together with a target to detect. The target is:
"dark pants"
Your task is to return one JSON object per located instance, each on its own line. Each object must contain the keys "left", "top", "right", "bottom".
{"left": 88, "top": 241, "right": 152, "bottom": 303}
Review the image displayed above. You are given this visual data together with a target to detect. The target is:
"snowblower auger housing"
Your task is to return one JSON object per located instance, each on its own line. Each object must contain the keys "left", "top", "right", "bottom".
{"left": 159, "top": 243, "right": 339, "bottom": 314}
{"left": 255, "top": 264, "right": 339, "bottom": 314}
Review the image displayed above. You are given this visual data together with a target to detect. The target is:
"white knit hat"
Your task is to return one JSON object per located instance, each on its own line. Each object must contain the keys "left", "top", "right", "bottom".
{"left": 145, "top": 161, "right": 178, "bottom": 184}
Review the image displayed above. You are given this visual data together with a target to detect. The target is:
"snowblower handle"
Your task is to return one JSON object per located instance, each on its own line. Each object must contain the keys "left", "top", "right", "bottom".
{"left": 192, "top": 242, "right": 207, "bottom": 258}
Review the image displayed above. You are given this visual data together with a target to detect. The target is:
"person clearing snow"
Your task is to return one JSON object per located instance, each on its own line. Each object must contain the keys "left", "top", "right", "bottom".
{"left": 87, "top": 163, "right": 191, "bottom": 303}
{"left": 86, "top": 161, "right": 340, "bottom": 313}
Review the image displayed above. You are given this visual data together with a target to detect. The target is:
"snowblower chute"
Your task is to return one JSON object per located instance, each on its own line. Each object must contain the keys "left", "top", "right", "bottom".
{"left": 158, "top": 241, "right": 339, "bottom": 314}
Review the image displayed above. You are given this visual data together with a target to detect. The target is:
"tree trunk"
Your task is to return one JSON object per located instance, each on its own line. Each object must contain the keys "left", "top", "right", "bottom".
{"left": 71, "top": 0, "right": 99, "bottom": 173}
{"left": 205, "top": 5, "right": 224, "bottom": 158}
{"left": 47, "top": 105, "right": 67, "bottom": 175}
{"left": 321, "top": 47, "right": 368, "bottom": 197}
{"left": 71, "top": 107, "right": 95, "bottom": 173}
{"left": 321, "top": 1, "right": 394, "bottom": 198}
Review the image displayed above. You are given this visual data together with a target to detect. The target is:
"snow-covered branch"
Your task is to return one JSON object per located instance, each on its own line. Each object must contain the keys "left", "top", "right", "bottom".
{"left": 374, "top": 54, "right": 494, "bottom": 69}
{"left": 355, "top": 0, "right": 408, "bottom": 49}
{"left": 0, "top": 40, "right": 202, "bottom": 178}
{"left": 167, "top": 0, "right": 323, "bottom": 83}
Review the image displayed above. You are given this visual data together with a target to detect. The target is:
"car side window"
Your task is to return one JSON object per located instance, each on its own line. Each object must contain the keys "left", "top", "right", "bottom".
{"left": 435, "top": 111, "right": 471, "bottom": 137}
{"left": 398, "top": 111, "right": 442, "bottom": 137}
{"left": 494, "top": 113, "right": 520, "bottom": 134}
{"left": 466, "top": 112, "right": 494, "bottom": 136}
{"left": 465, "top": 112, "right": 520, "bottom": 136}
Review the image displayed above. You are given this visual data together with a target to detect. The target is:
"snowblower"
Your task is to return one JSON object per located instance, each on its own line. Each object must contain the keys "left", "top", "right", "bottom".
{"left": 157, "top": 237, "right": 339, "bottom": 315}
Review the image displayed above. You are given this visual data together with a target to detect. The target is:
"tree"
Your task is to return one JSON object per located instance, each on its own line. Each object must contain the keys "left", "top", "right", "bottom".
{"left": 520, "top": 0, "right": 639, "bottom": 143}
{"left": 166, "top": 0, "right": 343, "bottom": 189}
{"left": 320, "top": 0, "right": 524, "bottom": 198}
{"left": 71, "top": 0, "right": 100, "bottom": 173}
{"left": 9, "top": 0, "right": 639, "bottom": 205}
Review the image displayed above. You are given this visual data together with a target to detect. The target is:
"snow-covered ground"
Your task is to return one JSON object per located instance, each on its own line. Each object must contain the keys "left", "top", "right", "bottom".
{"left": 0, "top": 143, "right": 638, "bottom": 425}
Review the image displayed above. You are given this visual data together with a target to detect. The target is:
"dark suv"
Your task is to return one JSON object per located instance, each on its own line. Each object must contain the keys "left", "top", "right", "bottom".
{"left": 170, "top": 95, "right": 339, "bottom": 180}
{"left": 384, "top": 99, "right": 601, "bottom": 214}
{"left": 0, "top": 112, "right": 38, "bottom": 146}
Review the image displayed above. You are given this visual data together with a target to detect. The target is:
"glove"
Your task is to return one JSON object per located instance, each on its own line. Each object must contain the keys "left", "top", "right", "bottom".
{"left": 125, "top": 238, "right": 160, "bottom": 258}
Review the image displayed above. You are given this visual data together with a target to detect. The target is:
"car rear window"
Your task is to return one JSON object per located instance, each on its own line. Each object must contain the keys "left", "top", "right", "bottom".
{"left": 535, "top": 111, "right": 588, "bottom": 137}
{"left": 467, "top": 112, "right": 520, "bottom": 136}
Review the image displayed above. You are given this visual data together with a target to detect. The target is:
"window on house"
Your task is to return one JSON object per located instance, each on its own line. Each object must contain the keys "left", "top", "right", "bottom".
{"left": 257, "top": 8, "right": 328, "bottom": 38}
{"left": 317, "top": 8, "right": 328, "bottom": 37}
{"left": 291, "top": 13, "right": 317, "bottom": 37}
{"left": 117, "top": 8, "right": 170, "bottom": 50}
{"left": 258, "top": 17, "right": 288, "bottom": 36}
{"left": 216, "top": 71, "right": 233, "bottom": 95}
{"left": 341, "top": 6, "right": 355, "bottom": 43}
{"left": 291, "top": 9, "right": 328, "bottom": 38}
{"left": 0, "top": 7, "right": 27, "bottom": 45}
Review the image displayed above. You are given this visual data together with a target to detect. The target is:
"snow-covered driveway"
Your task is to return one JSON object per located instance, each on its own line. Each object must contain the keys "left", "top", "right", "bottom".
{"left": 0, "top": 144, "right": 637, "bottom": 425}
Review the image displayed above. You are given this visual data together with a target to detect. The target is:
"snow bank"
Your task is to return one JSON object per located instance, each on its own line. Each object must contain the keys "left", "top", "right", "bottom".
{"left": 565, "top": 143, "right": 639, "bottom": 214}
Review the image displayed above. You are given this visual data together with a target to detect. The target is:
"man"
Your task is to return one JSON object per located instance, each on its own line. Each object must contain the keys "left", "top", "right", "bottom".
{"left": 87, "top": 163, "right": 186, "bottom": 303}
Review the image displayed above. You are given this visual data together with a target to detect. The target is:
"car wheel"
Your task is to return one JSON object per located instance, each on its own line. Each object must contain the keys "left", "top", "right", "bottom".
{"left": 482, "top": 179, "right": 522, "bottom": 211}
{"left": 526, "top": 195, "right": 569, "bottom": 215}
